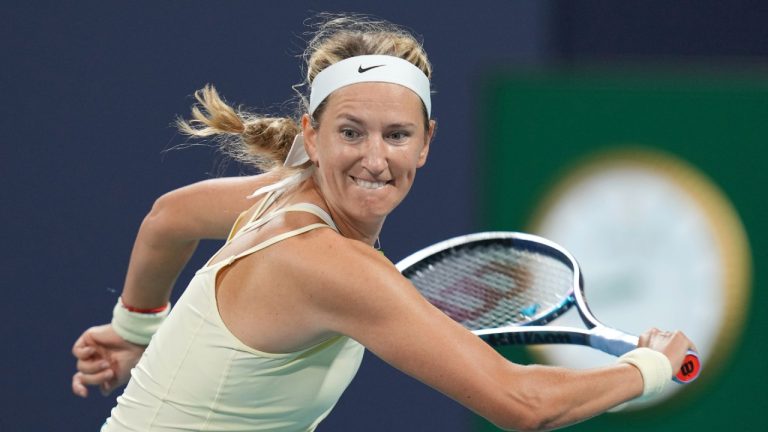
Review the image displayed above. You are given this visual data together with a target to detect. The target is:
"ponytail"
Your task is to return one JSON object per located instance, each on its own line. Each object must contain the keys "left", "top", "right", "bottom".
{"left": 177, "top": 84, "right": 300, "bottom": 172}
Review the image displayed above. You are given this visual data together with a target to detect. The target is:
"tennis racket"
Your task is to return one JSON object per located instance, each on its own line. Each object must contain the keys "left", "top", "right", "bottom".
{"left": 396, "top": 231, "right": 700, "bottom": 384}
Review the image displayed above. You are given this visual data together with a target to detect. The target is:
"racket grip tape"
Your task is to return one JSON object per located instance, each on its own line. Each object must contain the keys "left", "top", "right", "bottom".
{"left": 673, "top": 350, "right": 701, "bottom": 384}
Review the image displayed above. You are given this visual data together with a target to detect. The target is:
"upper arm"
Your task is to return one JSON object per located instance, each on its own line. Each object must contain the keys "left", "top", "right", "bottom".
{"left": 296, "top": 238, "right": 531, "bottom": 428}
{"left": 147, "top": 174, "right": 277, "bottom": 242}
{"left": 280, "top": 234, "right": 644, "bottom": 431}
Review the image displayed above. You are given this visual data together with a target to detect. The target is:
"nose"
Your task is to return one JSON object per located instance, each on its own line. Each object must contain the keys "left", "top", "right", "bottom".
{"left": 361, "top": 135, "right": 388, "bottom": 176}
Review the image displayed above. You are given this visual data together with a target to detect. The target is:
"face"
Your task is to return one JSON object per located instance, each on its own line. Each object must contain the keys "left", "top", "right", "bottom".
{"left": 302, "top": 82, "right": 435, "bottom": 226}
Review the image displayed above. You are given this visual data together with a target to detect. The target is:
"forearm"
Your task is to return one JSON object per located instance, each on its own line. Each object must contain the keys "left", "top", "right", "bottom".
{"left": 119, "top": 204, "right": 200, "bottom": 308}
{"left": 116, "top": 176, "right": 265, "bottom": 307}
{"left": 506, "top": 363, "right": 643, "bottom": 431}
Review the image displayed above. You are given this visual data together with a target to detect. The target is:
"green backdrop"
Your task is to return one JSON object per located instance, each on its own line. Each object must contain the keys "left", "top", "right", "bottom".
{"left": 476, "top": 71, "right": 768, "bottom": 431}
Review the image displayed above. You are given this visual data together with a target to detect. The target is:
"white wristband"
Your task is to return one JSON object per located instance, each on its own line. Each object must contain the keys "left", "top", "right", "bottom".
{"left": 617, "top": 347, "right": 673, "bottom": 400}
{"left": 111, "top": 298, "right": 171, "bottom": 345}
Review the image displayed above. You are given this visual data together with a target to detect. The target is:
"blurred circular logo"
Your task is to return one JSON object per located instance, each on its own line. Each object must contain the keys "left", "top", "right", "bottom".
{"left": 528, "top": 147, "right": 751, "bottom": 410}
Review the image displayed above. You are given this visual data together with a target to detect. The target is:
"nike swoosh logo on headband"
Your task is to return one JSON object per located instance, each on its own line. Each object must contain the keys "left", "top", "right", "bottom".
{"left": 358, "top": 64, "right": 385, "bottom": 73}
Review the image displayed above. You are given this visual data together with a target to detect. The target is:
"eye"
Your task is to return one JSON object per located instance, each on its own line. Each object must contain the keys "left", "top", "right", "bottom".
{"left": 340, "top": 128, "right": 362, "bottom": 141}
{"left": 387, "top": 130, "right": 411, "bottom": 143}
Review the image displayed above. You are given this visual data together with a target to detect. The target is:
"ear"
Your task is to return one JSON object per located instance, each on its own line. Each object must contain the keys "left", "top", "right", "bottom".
{"left": 301, "top": 114, "right": 318, "bottom": 163}
{"left": 416, "top": 119, "right": 436, "bottom": 168}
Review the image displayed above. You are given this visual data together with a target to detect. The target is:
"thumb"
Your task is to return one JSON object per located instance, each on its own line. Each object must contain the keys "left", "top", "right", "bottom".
{"left": 89, "top": 325, "right": 122, "bottom": 346}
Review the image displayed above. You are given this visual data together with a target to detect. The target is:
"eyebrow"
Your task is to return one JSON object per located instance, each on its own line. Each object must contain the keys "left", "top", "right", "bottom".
{"left": 337, "top": 113, "right": 365, "bottom": 125}
{"left": 336, "top": 113, "right": 417, "bottom": 129}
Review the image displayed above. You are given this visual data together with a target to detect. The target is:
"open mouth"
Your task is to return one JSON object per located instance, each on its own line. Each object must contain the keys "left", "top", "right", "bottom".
{"left": 351, "top": 176, "right": 392, "bottom": 190}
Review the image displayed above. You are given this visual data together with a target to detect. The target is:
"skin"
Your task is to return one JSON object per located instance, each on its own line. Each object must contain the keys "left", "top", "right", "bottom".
{"left": 72, "top": 175, "right": 272, "bottom": 396}
{"left": 72, "top": 82, "right": 696, "bottom": 431}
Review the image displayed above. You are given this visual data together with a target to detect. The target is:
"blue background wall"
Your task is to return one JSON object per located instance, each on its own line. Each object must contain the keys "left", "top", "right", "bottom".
{"left": 1, "top": 1, "right": 766, "bottom": 430}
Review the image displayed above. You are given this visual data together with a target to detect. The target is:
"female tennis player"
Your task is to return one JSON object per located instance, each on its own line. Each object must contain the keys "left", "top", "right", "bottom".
{"left": 71, "top": 14, "right": 696, "bottom": 431}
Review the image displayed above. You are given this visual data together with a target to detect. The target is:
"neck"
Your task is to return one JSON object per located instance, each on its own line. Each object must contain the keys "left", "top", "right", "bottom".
{"left": 295, "top": 179, "right": 385, "bottom": 247}
{"left": 332, "top": 215, "right": 385, "bottom": 248}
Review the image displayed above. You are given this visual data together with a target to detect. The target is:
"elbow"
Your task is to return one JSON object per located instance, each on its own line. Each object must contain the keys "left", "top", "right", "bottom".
{"left": 517, "top": 399, "right": 560, "bottom": 432}
{"left": 486, "top": 375, "right": 561, "bottom": 432}
{"left": 516, "top": 415, "right": 556, "bottom": 432}
{"left": 140, "top": 191, "right": 185, "bottom": 243}
{"left": 146, "top": 191, "right": 177, "bottom": 221}
{"left": 490, "top": 408, "right": 554, "bottom": 432}
{"left": 144, "top": 193, "right": 172, "bottom": 228}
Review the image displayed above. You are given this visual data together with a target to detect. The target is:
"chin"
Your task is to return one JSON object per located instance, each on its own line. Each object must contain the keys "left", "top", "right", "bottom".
{"left": 349, "top": 198, "right": 396, "bottom": 220}
{"left": 357, "top": 205, "right": 393, "bottom": 220}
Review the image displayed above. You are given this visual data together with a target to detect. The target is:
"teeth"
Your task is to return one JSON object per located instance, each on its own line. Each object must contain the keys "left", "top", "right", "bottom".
{"left": 354, "top": 178, "right": 387, "bottom": 189}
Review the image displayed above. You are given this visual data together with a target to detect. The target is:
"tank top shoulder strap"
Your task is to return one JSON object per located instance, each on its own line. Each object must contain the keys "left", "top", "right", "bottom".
{"left": 207, "top": 197, "right": 338, "bottom": 269}
{"left": 226, "top": 190, "right": 282, "bottom": 242}
{"left": 278, "top": 203, "right": 338, "bottom": 231}
{"left": 216, "top": 223, "right": 333, "bottom": 267}
{"left": 248, "top": 190, "right": 282, "bottom": 223}
{"left": 233, "top": 202, "right": 337, "bottom": 240}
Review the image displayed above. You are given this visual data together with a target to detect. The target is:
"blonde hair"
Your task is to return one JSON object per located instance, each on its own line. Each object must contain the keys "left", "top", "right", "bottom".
{"left": 177, "top": 13, "right": 432, "bottom": 174}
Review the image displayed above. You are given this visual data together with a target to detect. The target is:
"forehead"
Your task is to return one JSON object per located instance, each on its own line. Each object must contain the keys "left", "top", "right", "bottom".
{"left": 321, "top": 82, "right": 424, "bottom": 120}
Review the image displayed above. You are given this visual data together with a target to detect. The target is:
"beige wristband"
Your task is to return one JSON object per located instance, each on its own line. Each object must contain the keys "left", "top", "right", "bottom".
{"left": 617, "top": 347, "right": 673, "bottom": 400}
{"left": 111, "top": 298, "right": 171, "bottom": 345}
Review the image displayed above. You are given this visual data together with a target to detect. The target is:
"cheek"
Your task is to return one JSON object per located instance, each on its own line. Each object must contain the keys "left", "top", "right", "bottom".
{"left": 316, "top": 146, "right": 356, "bottom": 183}
{"left": 400, "top": 144, "right": 427, "bottom": 170}
{"left": 314, "top": 135, "right": 345, "bottom": 164}
{"left": 387, "top": 155, "right": 419, "bottom": 182}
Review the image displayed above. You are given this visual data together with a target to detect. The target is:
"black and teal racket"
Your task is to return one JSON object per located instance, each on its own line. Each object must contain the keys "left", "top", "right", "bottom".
{"left": 396, "top": 232, "right": 700, "bottom": 384}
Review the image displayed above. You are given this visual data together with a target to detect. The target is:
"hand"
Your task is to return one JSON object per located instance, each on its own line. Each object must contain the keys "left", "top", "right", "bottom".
{"left": 638, "top": 327, "right": 697, "bottom": 375}
{"left": 71, "top": 324, "right": 146, "bottom": 397}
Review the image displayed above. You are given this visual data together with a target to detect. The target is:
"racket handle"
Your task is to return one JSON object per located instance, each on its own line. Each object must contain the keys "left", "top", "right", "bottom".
{"left": 673, "top": 350, "right": 701, "bottom": 384}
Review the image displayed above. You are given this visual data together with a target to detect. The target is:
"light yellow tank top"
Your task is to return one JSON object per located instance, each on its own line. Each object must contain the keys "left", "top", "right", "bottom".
{"left": 103, "top": 194, "right": 365, "bottom": 431}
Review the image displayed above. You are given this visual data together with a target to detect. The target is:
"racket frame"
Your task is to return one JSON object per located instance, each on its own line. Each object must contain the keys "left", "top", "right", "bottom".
{"left": 397, "top": 231, "right": 697, "bottom": 383}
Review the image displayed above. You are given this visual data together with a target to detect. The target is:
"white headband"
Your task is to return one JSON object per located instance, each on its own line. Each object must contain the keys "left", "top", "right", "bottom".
{"left": 283, "top": 55, "right": 432, "bottom": 167}
{"left": 309, "top": 54, "right": 431, "bottom": 116}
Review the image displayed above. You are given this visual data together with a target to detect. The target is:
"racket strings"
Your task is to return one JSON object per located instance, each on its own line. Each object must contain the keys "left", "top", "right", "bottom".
{"left": 408, "top": 243, "right": 574, "bottom": 331}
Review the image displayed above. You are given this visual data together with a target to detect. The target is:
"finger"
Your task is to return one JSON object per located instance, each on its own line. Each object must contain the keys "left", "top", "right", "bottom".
{"left": 673, "top": 330, "right": 699, "bottom": 353}
{"left": 100, "top": 378, "right": 117, "bottom": 397}
{"left": 72, "top": 373, "right": 89, "bottom": 398}
{"left": 77, "top": 358, "right": 111, "bottom": 374}
{"left": 72, "top": 344, "right": 96, "bottom": 360}
{"left": 638, "top": 331, "right": 650, "bottom": 347}
{"left": 71, "top": 334, "right": 90, "bottom": 357}
{"left": 76, "top": 368, "right": 115, "bottom": 387}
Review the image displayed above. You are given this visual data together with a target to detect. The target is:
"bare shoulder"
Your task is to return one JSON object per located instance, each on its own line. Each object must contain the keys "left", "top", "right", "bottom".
{"left": 270, "top": 227, "right": 436, "bottom": 334}
{"left": 280, "top": 228, "right": 400, "bottom": 290}
{"left": 269, "top": 228, "right": 405, "bottom": 297}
